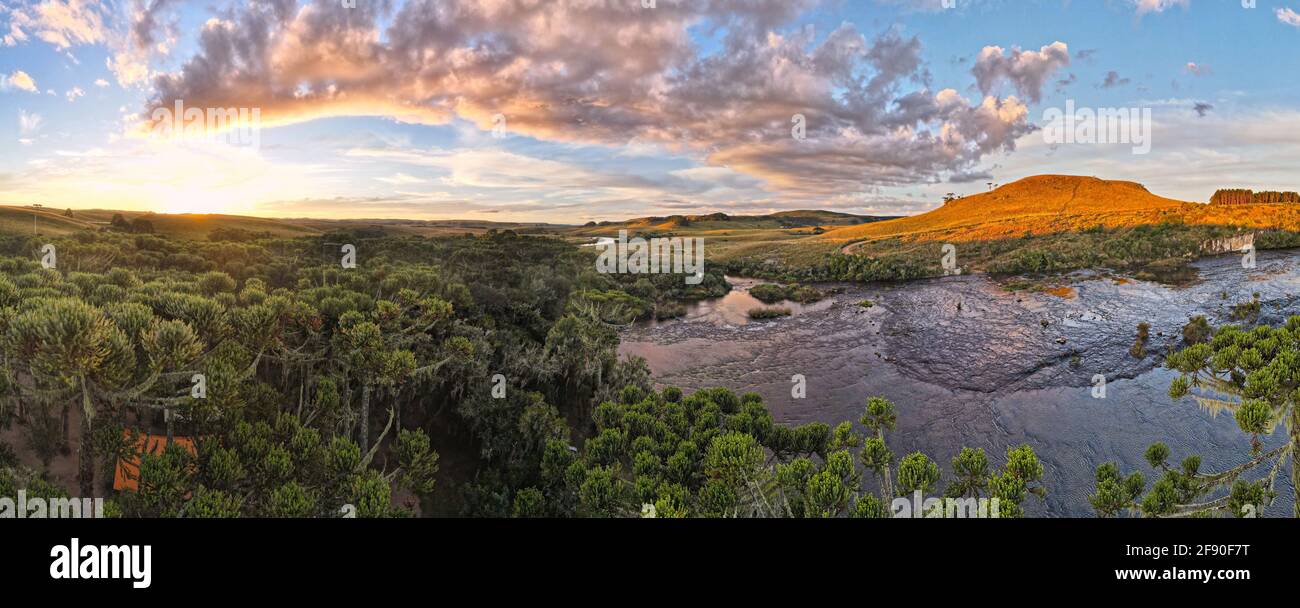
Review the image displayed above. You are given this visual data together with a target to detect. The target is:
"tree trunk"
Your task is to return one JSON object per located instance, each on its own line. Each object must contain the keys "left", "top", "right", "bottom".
{"left": 78, "top": 380, "right": 95, "bottom": 497}
{"left": 61, "top": 402, "right": 70, "bottom": 447}
{"left": 79, "top": 414, "right": 94, "bottom": 497}
{"left": 394, "top": 389, "right": 402, "bottom": 435}
{"left": 165, "top": 408, "right": 175, "bottom": 446}
{"left": 359, "top": 384, "right": 372, "bottom": 453}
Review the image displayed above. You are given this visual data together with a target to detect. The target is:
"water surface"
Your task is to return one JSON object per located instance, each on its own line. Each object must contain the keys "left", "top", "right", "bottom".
{"left": 619, "top": 252, "right": 1300, "bottom": 516}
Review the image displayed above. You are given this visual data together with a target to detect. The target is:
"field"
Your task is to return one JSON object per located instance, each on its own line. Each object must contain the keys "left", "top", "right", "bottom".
{"left": 1, "top": 205, "right": 568, "bottom": 241}
{"left": 711, "top": 176, "right": 1300, "bottom": 282}
{"left": 8, "top": 175, "right": 1300, "bottom": 284}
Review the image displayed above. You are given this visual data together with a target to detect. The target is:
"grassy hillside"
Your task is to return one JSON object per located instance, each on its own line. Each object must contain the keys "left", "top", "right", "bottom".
{"left": 568, "top": 210, "right": 884, "bottom": 235}
{"left": 0, "top": 205, "right": 99, "bottom": 236}
{"left": 563, "top": 210, "right": 890, "bottom": 262}
{"left": 823, "top": 175, "right": 1193, "bottom": 249}
{"left": 11, "top": 176, "right": 1300, "bottom": 285}
{"left": 724, "top": 175, "right": 1300, "bottom": 283}
{"left": 0, "top": 205, "right": 568, "bottom": 241}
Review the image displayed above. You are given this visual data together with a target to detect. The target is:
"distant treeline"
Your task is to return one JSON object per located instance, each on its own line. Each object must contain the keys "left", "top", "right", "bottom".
{"left": 1210, "top": 189, "right": 1300, "bottom": 205}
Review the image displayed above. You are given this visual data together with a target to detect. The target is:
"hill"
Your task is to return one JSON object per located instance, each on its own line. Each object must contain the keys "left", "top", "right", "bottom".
{"left": 569, "top": 210, "right": 887, "bottom": 235}
{"left": 715, "top": 175, "right": 1300, "bottom": 283}
{"left": 0, "top": 205, "right": 100, "bottom": 236}
{"left": 0, "top": 205, "right": 569, "bottom": 240}
{"left": 823, "top": 175, "right": 1194, "bottom": 250}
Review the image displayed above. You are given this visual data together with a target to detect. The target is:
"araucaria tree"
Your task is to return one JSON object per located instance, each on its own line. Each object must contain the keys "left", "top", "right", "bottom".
{"left": 1092, "top": 318, "right": 1300, "bottom": 517}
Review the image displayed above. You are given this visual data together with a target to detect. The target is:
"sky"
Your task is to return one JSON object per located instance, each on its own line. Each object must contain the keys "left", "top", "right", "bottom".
{"left": 2, "top": 0, "right": 1299, "bottom": 223}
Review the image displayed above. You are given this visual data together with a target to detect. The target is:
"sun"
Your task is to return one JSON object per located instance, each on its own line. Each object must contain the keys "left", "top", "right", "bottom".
{"left": 160, "top": 196, "right": 228, "bottom": 215}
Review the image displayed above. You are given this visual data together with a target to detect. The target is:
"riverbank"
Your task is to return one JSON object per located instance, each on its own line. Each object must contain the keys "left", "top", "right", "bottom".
{"left": 620, "top": 250, "right": 1300, "bottom": 515}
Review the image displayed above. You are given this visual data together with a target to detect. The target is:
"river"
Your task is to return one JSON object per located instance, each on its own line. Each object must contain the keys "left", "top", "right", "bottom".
{"left": 618, "top": 252, "right": 1300, "bottom": 516}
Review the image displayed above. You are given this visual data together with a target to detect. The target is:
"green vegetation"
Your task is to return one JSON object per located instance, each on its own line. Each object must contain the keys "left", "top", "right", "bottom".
{"left": 726, "top": 223, "right": 1300, "bottom": 285}
{"left": 1230, "top": 293, "right": 1262, "bottom": 323}
{"left": 747, "top": 307, "right": 792, "bottom": 320}
{"left": 0, "top": 225, "right": 1052, "bottom": 518}
{"left": 1211, "top": 189, "right": 1300, "bottom": 205}
{"left": 540, "top": 391, "right": 1043, "bottom": 518}
{"left": 1093, "top": 317, "right": 1300, "bottom": 517}
{"left": 1182, "top": 315, "right": 1212, "bottom": 345}
{"left": 0, "top": 229, "right": 726, "bottom": 516}
{"left": 748, "top": 283, "right": 824, "bottom": 304}
{"left": 1130, "top": 322, "right": 1151, "bottom": 359}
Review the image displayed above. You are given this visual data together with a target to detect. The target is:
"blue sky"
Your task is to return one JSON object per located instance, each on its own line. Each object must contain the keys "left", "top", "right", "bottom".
{"left": 2, "top": 0, "right": 1300, "bottom": 222}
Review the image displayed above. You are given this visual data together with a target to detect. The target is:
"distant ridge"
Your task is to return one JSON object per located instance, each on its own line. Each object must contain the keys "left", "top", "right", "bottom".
{"left": 572, "top": 210, "right": 889, "bottom": 234}
{"left": 822, "top": 175, "right": 1194, "bottom": 245}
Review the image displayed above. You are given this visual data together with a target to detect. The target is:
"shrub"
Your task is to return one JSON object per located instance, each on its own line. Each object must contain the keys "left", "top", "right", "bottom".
{"left": 747, "top": 307, "right": 791, "bottom": 320}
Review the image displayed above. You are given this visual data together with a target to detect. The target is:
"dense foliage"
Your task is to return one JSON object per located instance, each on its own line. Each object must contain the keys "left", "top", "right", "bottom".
{"left": 727, "top": 224, "right": 1300, "bottom": 285}
{"left": 0, "top": 230, "right": 721, "bottom": 516}
{"left": 519, "top": 390, "right": 1044, "bottom": 518}
{"left": 748, "top": 283, "right": 825, "bottom": 304}
{"left": 1211, "top": 189, "right": 1300, "bottom": 205}
{"left": 1092, "top": 317, "right": 1300, "bottom": 517}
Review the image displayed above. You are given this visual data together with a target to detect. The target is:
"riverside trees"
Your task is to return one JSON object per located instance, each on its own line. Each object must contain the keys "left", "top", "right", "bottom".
{"left": 1092, "top": 318, "right": 1300, "bottom": 517}
{"left": 0, "top": 228, "right": 1042, "bottom": 518}
{"left": 530, "top": 390, "right": 1046, "bottom": 518}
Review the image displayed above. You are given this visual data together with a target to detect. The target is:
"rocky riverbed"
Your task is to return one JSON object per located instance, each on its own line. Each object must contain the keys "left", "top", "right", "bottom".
{"left": 619, "top": 251, "right": 1300, "bottom": 516}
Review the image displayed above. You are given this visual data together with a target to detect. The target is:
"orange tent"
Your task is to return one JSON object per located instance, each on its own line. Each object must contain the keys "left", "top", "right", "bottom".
{"left": 113, "top": 430, "right": 197, "bottom": 492}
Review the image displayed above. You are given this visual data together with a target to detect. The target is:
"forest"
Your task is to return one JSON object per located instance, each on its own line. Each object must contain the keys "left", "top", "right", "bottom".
{"left": 1210, "top": 189, "right": 1300, "bottom": 206}
{"left": 4, "top": 227, "right": 1291, "bottom": 518}
{"left": 2, "top": 228, "right": 1043, "bottom": 517}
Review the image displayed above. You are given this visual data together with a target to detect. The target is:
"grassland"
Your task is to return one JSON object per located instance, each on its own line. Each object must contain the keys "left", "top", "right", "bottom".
{"left": 0, "top": 205, "right": 568, "bottom": 241}
{"left": 559, "top": 209, "right": 888, "bottom": 263}
{"left": 7, "top": 175, "right": 1300, "bottom": 286}
{"left": 717, "top": 176, "right": 1300, "bottom": 283}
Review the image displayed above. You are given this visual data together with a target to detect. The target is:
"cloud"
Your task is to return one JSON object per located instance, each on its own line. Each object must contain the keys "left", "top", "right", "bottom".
{"left": 19, "top": 109, "right": 43, "bottom": 135}
{"left": 971, "top": 41, "right": 1070, "bottom": 103}
{"left": 109, "top": 0, "right": 181, "bottom": 86}
{"left": 1133, "top": 0, "right": 1190, "bottom": 15}
{"left": 4, "top": 0, "right": 107, "bottom": 50}
{"left": 1278, "top": 8, "right": 1300, "bottom": 28}
{"left": 1, "top": 69, "right": 38, "bottom": 92}
{"left": 1099, "top": 71, "right": 1130, "bottom": 89}
{"left": 871, "top": 0, "right": 963, "bottom": 11}
{"left": 375, "top": 172, "right": 427, "bottom": 185}
{"left": 94, "top": 78, "right": 109, "bottom": 87}
{"left": 138, "top": 1, "right": 1037, "bottom": 198}
{"left": 3, "top": 0, "right": 176, "bottom": 86}
{"left": 64, "top": 86, "right": 84, "bottom": 101}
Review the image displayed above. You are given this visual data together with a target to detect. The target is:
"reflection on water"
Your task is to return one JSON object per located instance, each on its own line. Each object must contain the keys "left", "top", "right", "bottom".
{"left": 639, "top": 277, "right": 836, "bottom": 327}
{"left": 620, "top": 252, "right": 1300, "bottom": 516}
